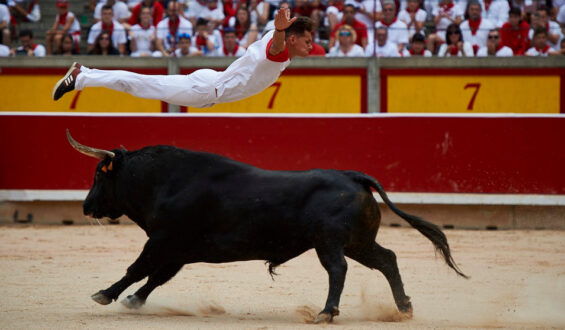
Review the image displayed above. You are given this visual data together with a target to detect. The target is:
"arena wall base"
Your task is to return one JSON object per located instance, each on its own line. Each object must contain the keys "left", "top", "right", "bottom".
{"left": 1, "top": 201, "right": 563, "bottom": 230}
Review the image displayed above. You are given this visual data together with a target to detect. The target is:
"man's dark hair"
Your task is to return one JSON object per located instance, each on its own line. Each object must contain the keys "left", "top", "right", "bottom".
{"left": 102, "top": 4, "right": 113, "bottom": 11}
{"left": 533, "top": 27, "right": 548, "bottom": 37}
{"left": 19, "top": 29, "right": 33, "bottom": 38}
{"left": 285, "top": 16, "right": 314, "bottom": 37}
{"left": 196, "top": 17, "right": 209, "bottom": 28}
{"left": 508, "top": 7, "right": 521, "bottom": 16}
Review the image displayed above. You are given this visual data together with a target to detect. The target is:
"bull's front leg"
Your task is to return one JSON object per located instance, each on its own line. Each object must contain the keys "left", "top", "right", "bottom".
{"left": 313, "top": 244, "right": 348, "bottom": 324}
{"left": 91, "top": 236, "right": 170, "bottom": 306}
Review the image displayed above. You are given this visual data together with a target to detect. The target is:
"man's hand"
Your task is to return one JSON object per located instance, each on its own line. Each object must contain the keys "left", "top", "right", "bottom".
{"left": 274, "top": 7, "right": 296, "bottom": 32}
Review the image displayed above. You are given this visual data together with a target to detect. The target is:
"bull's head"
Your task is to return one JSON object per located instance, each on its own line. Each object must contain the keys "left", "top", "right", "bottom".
{"left": 67, "top": 129, "right": 124, "bottom": 220}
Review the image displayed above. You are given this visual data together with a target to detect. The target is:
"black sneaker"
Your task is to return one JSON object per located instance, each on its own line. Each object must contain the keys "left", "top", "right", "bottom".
{"left": 52, "top": 62, "right": 81, "bottom": 101}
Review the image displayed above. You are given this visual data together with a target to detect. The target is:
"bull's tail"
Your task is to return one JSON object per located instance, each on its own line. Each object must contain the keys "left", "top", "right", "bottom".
{"left": 345, "top": 171, "right": 468, "bottom": 279}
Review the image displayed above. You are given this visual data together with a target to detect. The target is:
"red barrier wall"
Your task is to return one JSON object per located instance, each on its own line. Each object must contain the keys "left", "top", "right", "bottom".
{"left": 1, "top": 114, "right": 564, "bottom": 194}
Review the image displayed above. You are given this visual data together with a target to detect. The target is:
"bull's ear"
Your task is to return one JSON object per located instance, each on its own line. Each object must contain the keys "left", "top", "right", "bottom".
{"left": 101, "top": 161, "right": 113, "bottom": 173}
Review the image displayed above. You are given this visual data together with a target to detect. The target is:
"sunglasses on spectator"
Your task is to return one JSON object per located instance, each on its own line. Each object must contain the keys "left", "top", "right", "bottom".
{"left": 339, "top": 31, "right": 352, "bottom": 36}
{"left": 488, "top": 35, "right": 499, "bottom": 39}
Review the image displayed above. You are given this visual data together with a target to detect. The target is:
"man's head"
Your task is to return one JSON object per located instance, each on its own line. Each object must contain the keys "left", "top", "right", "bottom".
{"left": 508, "top": 7, "right": 521, "bottom": 27}
{"left": 410, "top": 33, "right": 426, "bottom": 53}
{"left": 532, "top": 27, "right": 548, "bottom": 48}
{"left": 139, "top": 6, "right": 152, "bottom": 26}
{"left": 376, "top": 26, "right": 388, "bottom": 46}
{"left": 19, "top": 29, "right": 34, "bottom": 49}
{"left": 466, "top": 0, "right": 482, "bottom": 21}
{"left": 101, "top": 5, "right": 114, "bottom": 25}
{"left": 178, "top": 33, "right": 191, "bottom": 51}
{"left": 532, "top": 7, "right": 549, "bottom": 27}
{"left": 195, "top": 18, "right": 208, "bottom": 35}
{"left": 223, "top": 27, "right": 238, "bottom": 51}
{"left": 342, "top": 4, "right": 356, "bottom": 24}
{"left": 382, "top": 0, "right": 397, "bottom": 23}
{"left": 285, "top": 16, "right": 314, "bottom": 58}
{"left": 56, "top": 0, "right": 69, "bottom": 14}
{"left": 407, "top": 0, "right": 420, "bottom": 11}
{"left": 486, "top": 28, "right": 500, "bottom": 52}
{"left": 167, "top": 1, "right": 180, "bottom": 20}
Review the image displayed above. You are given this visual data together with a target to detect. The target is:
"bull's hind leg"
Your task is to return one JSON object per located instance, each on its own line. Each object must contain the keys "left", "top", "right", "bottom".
{"left": 121, "top": 263, "right": 184, "bottom": 309}
{"left": 345, "top": 243, "right": 413, "bottom": 316}
{"left": 313, "top": 243, "right": 348, "bottom": 324}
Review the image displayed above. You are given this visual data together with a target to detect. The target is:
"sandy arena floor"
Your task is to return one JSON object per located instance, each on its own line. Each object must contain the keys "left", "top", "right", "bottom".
{"left": 0, "top": 224, "right": 564, "bottom": 329}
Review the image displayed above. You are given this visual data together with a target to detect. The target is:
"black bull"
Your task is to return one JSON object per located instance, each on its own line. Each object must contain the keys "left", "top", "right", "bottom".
{"left": 67, "top": 130, "right": 467, "bottom": 323}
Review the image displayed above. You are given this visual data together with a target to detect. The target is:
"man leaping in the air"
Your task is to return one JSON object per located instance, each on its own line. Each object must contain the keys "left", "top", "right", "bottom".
{"left": 52, "top": 8, "right": 313, "bottom": 108}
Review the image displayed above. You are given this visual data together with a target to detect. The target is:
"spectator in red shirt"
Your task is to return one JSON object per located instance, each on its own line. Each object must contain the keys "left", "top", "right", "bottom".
{"left": 500, "top": 7, "right": 530, "bottom": 55}
{"left": 129, "top": 0, "right": 164, "bottom": 27}
{"left": 329, "top": 3, "right": 368, "bottom": 50}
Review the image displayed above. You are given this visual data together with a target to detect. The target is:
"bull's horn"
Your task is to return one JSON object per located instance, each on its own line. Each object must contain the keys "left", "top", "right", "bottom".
{"left": 66, "top": 129, "right": 115, "bottom": 159}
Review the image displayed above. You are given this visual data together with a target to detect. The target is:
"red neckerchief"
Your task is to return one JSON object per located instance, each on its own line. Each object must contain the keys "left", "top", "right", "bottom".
{"left": 410, "top": 47, "right": 425, "bottom": 55}
{"left": 535, "top": 45, "right": 550, "bottom": 53}
{"left": 141, "top": 22, "right": 151, "bottom": 30}
{"left": 484, "top": 0, "right": 492, "bottom": 11}
{"left": 196, "top": 35, "right": 207, "bottom": 49}
{"left": 223, "top": 43, "right": 239, "bottom": 56}
{"left": 58, "top": 12, "right": 68, "bottom": 25}
{"left": 102, "top": 21, "right": 114, "bottom": 37}
{"left": 31, "top": 43, "right": 38, "bottom": 50}
{"left": 469, "top": 18, "right": 481, "bottom": 35}
{"left": 380, "top": 18, "right": 397, "bottom": 27}
{"left": 168, "top": 17, "right": 180, "bottom": 37}
{"left": 449, "top": 45, "right": 459, "bottom": 55}
{"left": 440, "top": 2, "right": 454, "bottom": 12}
{"left": 406, "top": 7, "right": 417, "bottom": 13}
{"left": 235, "top": 24, "right": 246, "bottom": 40}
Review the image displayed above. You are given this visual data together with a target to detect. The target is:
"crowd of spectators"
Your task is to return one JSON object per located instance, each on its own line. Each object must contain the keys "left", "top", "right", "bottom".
{"left": 1, "top": 0, "right": 564, "bottom": 57}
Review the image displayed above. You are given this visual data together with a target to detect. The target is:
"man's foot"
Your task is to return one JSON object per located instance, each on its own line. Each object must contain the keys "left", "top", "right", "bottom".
{"left": 52, "top": 62, "right": 81, "bottom": 101}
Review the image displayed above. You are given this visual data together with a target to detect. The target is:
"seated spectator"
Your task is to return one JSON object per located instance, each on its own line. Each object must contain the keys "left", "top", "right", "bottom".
{"left": 88, "top": 30, "right": 121, "bottom": 55}
{"left": 460, "top": 0, "right": 495, "bottom": 55}
{"left": 500, "top": 7, "right": 530, "bottom": 55}
{"left": 327, "top": 24, "right": 366, "bottom": 56}
{"left": 402, "top": 32, "right": 432, "bottom": 56}
{"left": 200, "top": 0, "right": 225, "bottom": 28}
{"left": 329, "top": 4, "right": 368, "bottom": 50}
{"left": 186, "top": 0, "right": 223, "bottom": 25}
{"left": 193, "top": 18, "right": 216, "bottom": 56}
{"left": 174, "top": 32, "right": 203, "bottom": 56}
{"left": 216, "top": 27, "right": 246, "bottom": 56}
{"left": 155, "top": 1, "right": 193, "bottom": 57}
{"left": 9, "top": 29, "right": 45, "bottom": 56}
{"left": 508, "top": 0, "right": 535, "bottom": 17}
{"left": 376, "top": 0, "right": 409, "bottom": 52}
{"left": 129, "top": 6, "right": 159, "bottom": 57}
{"left": 87, "top": 5, "right": 128, "bottom": 55}
{"left": 7, "top": 0, "right": 41, "bottom": 25}
{"left": 351, "top": 0, "right": 381, "bottom": 43}
{"left": 1, "top": 3, "right": 10, "bottom": 46}
{"left": 325, "top": 0, "right": 345, "bottom": 33}
{"left": 94, "top": 0, "right": 131, "bottom": 26}
{"left": 481, "top": 0, "right": 510, "bottom": 27}
{"left": 45, "top": 0, "right": 80, "bottom": 55}
{"left": 529, "top": 6, "right": 563, "bottom": 51}
{"left": 228, "top": 5, "right": 258, "bottom": 49}
{"left": 128, "top": 0, "right": 164, "bottom": 27}
{"left": 427, "top": 0, "right": 463, "bottom": 54}
{"left": 438, "top": 23, "right": 474, "bottom": 56}
{"left": 398, "top": 0, "right": 427, "bottom": 38}
{"left": 525, "top": 27, "right": 559, "bottom": 55}
{"left": 57, "top": 33, "right": 78, "bottom": 55}
{"left": 366, "top": 26, "right": 401, "bottom": 57}
{"left": 477, "top": 28, "right": 513, "bottom": 56}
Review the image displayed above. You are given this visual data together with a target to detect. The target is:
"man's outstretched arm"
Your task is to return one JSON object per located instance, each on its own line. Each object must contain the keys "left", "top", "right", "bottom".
{"left": 269, "top": 8, "right": 296, "bottom": 56}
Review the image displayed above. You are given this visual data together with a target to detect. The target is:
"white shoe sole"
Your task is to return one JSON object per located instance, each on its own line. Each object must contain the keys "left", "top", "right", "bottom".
{"left": 52, "top": 62, "right": 78, "bottom": 100}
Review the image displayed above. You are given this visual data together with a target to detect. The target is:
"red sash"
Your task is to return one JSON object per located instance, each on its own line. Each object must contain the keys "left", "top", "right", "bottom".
{"left": 168, "top": 18, "right": 179, "bottom": 37}
{"left": 223, "top": 43, "right": 239, "bottom": 56}
{"left": 102, "top": 21, "right": 114, "bottom": 37}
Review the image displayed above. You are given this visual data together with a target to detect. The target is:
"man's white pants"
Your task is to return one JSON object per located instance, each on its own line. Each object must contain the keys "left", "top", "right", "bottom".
{"left": 75, "top": 67, "right": 221, "bottom": 108}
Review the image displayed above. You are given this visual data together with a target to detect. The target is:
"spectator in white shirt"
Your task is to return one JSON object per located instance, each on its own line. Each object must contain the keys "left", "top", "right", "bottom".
{"left": 94, "top": 0, "right": 131, "bottom": 26}
{"left": 87, "top": 5, "right": 128, "bottom": 54}
{"left": 155, "top": 1, "right": 193, "bottom": 57}
{"left": 129, "top": 6, "right": 159, "bottom": 57}
{"left": 174, "top": 32, "right": 203, "bottom": 57}
{"left": 367, "top": 26, "right": 401, "bottom": 57}
{"left": 327, "top": 24, "right": 366, "bottom": 57}
{"left": 216, "top": 27, "right": 246, "bottom": 57}
{"left": 376, "top": 0, "right": 409, "bottom": 52}
{"left": 438, "top": 23, "right": 474, "bottom": 56}
{"left": 0, "top": 3, "right": 10, "bottom": 46}
{"left": 427, "top": 0, "right": 463, "bottom": 53}
{"left": 525, "top": 27, "right": 560, "bottom": 55}
{"left": 9, "top": 29, "right": 45, "bottom": 57}
{"left": 398, "top": 0, "right": 427, "bottom": 38}
{"left": 529, "top": 6, "right": 563, "bottom": 51}
{"left": 476, "top": 28, "right": 513, "bottom": 56}
{"left": 460, "top": 0, "right": 495, "bottom": 55}
{"left": 403, "top": 32, "right": 433, "bottom": 56}
{"left": 480, "top": 0, "right": 510, "bottom": 27}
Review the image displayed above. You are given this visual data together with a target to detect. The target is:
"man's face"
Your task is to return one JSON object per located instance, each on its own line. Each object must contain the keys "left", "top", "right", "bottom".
{"left": 407, "top": 0, "right": 419, "bottom": 11}
{"left": 508, "top": 13, "right": 520, "bottom": 27}
{"left": 412, "top": 40, "right": 424, "bottom": 53}
{"left": 140, "top": 8, "right": 151, "bottom": 25}
{"left": 167, "top": 2, "right": 179, "bottom": 19}
{"left": 289, "top": 30, "right": 313, "bottom": 57}
{"left": 382, "top": 4, "right": 395, "bottom": 21}
{"left": 487, "top": 31, "right": 500, "bottom": 47}
{"left": 533, "top": 33, "right": 547, "bottom": 48}
{"left": 101, "top": 9, "right": 113, "bottom": 24}
{"left": 20, "top": 35, "right": 31, "bottom": 49}
{"left": 376, "top": 29, "right": 387, "bottom": 46}
{"left": 224, "top": 32, "right": 237, "bottom": 50}
{"left": 468, "top": 4, "right": 481, "bottom": 20}
{"left": 179, "top": 37, "right": 191, "bottom": 50}
{"left": 343, "top": 6, "right": 355, "bottom": 24}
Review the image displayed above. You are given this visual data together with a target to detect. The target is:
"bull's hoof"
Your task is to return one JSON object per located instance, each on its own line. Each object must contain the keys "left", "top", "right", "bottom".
{"left": 120, "top": 294, "right": 145, "bottom": 309}
{"left": 91, "top": 291, "right": 112, "bottom": 305}
{"left": 313, "top": 307, "right": 339, "bottom": 324}
{"left": 398, "top": 297, "right": 413, "bottom": 319}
